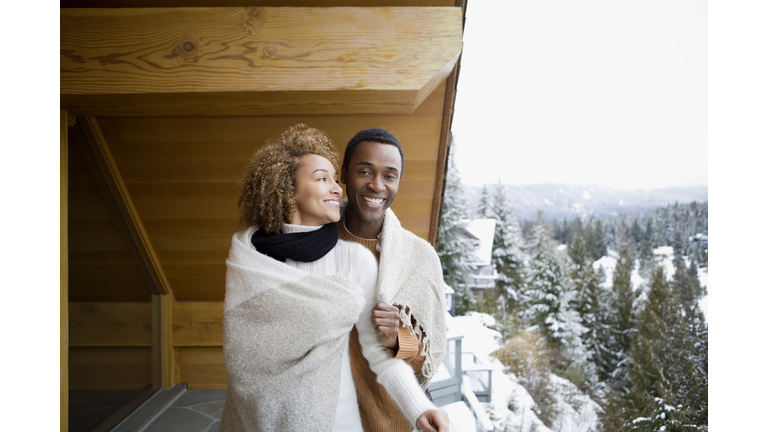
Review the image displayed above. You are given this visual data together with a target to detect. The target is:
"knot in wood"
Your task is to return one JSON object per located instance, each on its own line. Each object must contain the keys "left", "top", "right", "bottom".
{"left": 249, "top": 7, "right": 263, "bottom": 18}
{"left": 174, "top": 35, "right": 201, "bottom": 62}
{"left": 262, "top": 47, "right": 277, "bottom": 59}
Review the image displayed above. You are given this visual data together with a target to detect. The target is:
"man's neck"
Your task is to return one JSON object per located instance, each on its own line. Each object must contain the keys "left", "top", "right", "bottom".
{"left": 343, "top": 213, "right": 384, "bottom": 240}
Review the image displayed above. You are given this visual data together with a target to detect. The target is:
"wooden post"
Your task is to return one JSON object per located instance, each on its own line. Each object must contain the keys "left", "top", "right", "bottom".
{"left": 61, "top": 109, "right": 69, "bottom": 432}
{"left": 152, "top": 294, "right": 176, "bottom": 388}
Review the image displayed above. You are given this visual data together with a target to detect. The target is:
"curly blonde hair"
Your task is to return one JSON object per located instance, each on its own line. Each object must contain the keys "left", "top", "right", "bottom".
{"left": 238, "top": 124, "right": 340, "bottom": 233}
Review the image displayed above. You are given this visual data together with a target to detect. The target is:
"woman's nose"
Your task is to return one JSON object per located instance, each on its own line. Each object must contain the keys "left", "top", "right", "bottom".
{"left": 332, "top": 182, "right": 342, "bottom": 195}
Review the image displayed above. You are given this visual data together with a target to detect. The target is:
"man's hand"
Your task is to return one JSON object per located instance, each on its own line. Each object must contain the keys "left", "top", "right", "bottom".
{"left": 371, "top": 302, "right": 400, "bottom": 349}
{"left": 416, "top": 409, "right": 449, "bottom": 432}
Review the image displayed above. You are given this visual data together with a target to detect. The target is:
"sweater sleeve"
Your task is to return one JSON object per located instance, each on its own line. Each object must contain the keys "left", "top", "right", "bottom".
{"left": 352, "top": 248, "right": 436, "bottom": 426}
{"left": 388, "top": 327, "right": 427, "bottom": 374}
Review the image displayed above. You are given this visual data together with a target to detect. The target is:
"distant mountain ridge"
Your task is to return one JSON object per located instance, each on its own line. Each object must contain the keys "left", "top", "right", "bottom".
{"left": 464, "top": 184, "right": 708, "bottom": 222}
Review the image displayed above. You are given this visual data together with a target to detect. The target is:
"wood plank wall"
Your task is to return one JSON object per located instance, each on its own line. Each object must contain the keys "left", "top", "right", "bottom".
{"left": 97, "top": 81, "right": 447, "bottom": 303}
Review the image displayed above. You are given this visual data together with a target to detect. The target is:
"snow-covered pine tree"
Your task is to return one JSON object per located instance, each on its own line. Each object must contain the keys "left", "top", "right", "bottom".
{"left": 623, "top": 267, "right": 708, "bottom": 431}
{"left": 568, "top": 230, "right": 605, "bottom": 386}
{"left": 630, "top": 219, "right": 643, "bottom": 248}
{"left": 605, "top": 235, "right": 639, "bottom": 390}
{"left": 567, "top": 217, "right": 583, "bottom": 247}
{"left": 688, "top": 258, "right": 706, "bottom": 298}
{"left": 436, "top": 140, "right": 475, "bottom": 315}
{"left": 476, "top": 184, "right": 492, "bottom": 218}
{"left": 590, "top": 220, "right": 608, "bottom": 260}
{"left": 638, "top": 240, "right": 654, "bottom": 280}
{"left": 490, "top": 183, "right": 527, "bottom": 305}
{"left": 520, "top": 216, "right": 586, "bottom": 363}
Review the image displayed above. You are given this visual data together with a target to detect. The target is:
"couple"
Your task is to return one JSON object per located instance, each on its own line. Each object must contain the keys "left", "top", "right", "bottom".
{"left": 220, "top": 124, "right": 450, "bottom": 432}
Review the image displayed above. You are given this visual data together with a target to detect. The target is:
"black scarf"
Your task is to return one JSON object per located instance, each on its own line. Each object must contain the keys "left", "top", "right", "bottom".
{"left": 251, "top": 222, "right": 338, "bottom": 262}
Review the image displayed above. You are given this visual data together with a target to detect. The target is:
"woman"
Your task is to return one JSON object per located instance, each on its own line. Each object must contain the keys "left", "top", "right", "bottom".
{"left": 219, "top": 124, "right": 446, "bottom": 432}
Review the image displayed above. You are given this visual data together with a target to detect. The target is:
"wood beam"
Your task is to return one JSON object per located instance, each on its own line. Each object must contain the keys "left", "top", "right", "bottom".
{"left": 61, "top": 1, "right": 457, "bottom": 7}
{"left": 429, "top": 63, "right": 458, "bottom": 247}
{"left": 153, "top": 295, "right": 176, "bottom": 388}
{"left": 61, "top": 110, "right": 69, "bottom": 432}
{"left": 74, "top": 117, "right": 173, "bottom": 297}
{"left": 61, "top": 7, "right": 462, "bottom": 116}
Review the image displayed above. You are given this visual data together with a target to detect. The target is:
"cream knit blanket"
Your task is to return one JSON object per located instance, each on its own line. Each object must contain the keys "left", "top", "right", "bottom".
{"left": 219, "top": 228, "right": 365, "bottom": 432}
{"left": 377, "top": 209, "right": 447, "bottom": 389}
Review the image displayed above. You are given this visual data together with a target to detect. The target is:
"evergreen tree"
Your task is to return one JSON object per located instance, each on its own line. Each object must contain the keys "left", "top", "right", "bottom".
{"left": 638, "top": 240, "right": 654, "bottom": 280}
{"left": 622, "top": 267, "right": 708, "bottom": 431}
{"left": 644, "top": 217, "right": 655, "bottom": 246}
{"left": 520, "top": 217, "right": 586, "bottom": 361}
{"left": 688, "top": 258, "right": 706, "bottom": 298}
{"left": 570, "top": 230, "right": 607, "bottom": 385}
{"left": 436, "top": 141, "right": 475, "bottom": 314}
{"left": 490, "top": 183, "right": 527, "bottom": 305}
{"left": 605, "top": 235, "right": 639, "bottom": 390}
{"left": 476, "top": 184, "right": 492, "bottom": 218}
{"left": 672, "top": 230, "right": 685, "bottom": 262}
{"left": 591, "top": 220, "right": 608, "bottom": 260}
{"left": 630, "top": 219, "right": 643, "bottom": 247}
{"left": 673, "top": 255, "right": 696, "bottom": 311}
{"left": 568, "top": 217, "right": 584, "bottom": 247}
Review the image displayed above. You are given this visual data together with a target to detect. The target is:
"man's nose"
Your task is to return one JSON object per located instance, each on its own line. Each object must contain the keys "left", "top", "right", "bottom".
{"left": 368, "top": 176, "right": 384, "bottom": 192}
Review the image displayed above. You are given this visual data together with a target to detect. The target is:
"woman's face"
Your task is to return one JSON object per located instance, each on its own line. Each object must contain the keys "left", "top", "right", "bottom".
{"left": 290, "top": 153, "right": 343, "bottom": 226}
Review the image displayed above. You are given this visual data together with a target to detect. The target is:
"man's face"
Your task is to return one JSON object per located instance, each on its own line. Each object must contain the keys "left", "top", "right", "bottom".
{"left": 341, "top": 141, "right": 402, "bottom": 227}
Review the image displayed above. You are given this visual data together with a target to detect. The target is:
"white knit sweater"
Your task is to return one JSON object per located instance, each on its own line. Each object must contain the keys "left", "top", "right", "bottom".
{"left": 283, "top": 224, "right": 436, "bottom": 429}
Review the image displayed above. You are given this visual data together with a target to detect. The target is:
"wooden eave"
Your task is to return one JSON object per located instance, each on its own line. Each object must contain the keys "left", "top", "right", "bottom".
{"left": 61, "top": 6, "right": 462, "bottom": 117}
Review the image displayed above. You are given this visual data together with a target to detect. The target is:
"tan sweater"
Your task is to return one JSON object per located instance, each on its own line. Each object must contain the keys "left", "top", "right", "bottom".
{"left": 337, "top": 221, "right": 428, "bottom": 432}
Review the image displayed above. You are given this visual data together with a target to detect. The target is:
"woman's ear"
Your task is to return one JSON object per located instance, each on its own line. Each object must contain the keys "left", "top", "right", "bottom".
{"left": 340, "top": 166, "right": 347, "bottom": 185}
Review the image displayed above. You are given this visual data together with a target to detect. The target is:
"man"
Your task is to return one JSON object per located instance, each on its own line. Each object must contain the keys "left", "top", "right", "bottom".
{"left": 338, "top": 128, "right": 449, "bottom": 432}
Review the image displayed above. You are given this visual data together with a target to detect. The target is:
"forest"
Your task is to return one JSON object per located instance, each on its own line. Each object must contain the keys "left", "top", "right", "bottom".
{"left": 438, "top": 150, "right": 708, "bottom": 432}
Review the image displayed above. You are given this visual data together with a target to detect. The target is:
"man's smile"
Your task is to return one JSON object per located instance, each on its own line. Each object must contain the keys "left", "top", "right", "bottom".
{"left": 362, "top": 196, "right": 385, "bottom": 207}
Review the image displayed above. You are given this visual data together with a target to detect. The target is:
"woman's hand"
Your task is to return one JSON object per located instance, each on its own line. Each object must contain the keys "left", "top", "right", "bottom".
{"left": 371, "top": 302, "right": 400, "bottom": 349}
{"left": 416, "top": 409, "right": 449, "bottom": 432}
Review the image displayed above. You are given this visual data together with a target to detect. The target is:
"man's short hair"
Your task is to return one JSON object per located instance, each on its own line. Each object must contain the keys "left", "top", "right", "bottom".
{"left": 343, "top": 128, "right": 405, "bottom": 174}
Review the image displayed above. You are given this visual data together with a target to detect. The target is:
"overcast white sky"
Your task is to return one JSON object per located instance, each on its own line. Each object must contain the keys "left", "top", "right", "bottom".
{"left": 451, "top": 0, "right": 707, "bottom": 190}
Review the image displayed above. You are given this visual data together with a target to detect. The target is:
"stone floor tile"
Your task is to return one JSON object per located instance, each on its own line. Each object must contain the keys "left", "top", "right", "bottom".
{"left": 191, "top": 400, "right": 225, "bottom": 419}
{"left": 144, "top": 407, "right": 214, "bottom": 432}
{"left": 205, "top": 420, "right": 220, "bottom": 432}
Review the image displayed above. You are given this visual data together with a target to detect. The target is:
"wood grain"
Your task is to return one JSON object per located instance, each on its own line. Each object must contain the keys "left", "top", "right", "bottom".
{"left": 173, "top": 302, "right": 224, "bottom": 346}
{"left": 69, "top": 302, "right": 152, "bottom": 347}
{"left": 62, "top": 0, "right": 456, "bottom": 8}
{"left": 177, "top": 347, "right": 227, "bottom": 389}
{"left": 61, "top": 7, "right": 462, "bottom": 116}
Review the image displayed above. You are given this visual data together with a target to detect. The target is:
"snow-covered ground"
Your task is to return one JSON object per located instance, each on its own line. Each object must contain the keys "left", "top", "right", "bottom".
{"left": 593, "top": 248, "right": 709, "bottom": 321}
{"left": 442, "top": 312, "right": 600, "bottom": 432}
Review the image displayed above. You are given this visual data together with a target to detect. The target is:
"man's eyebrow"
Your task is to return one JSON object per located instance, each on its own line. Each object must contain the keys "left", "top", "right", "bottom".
{"left": 355, "top": 161, "right": 399, "bottom": 173}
